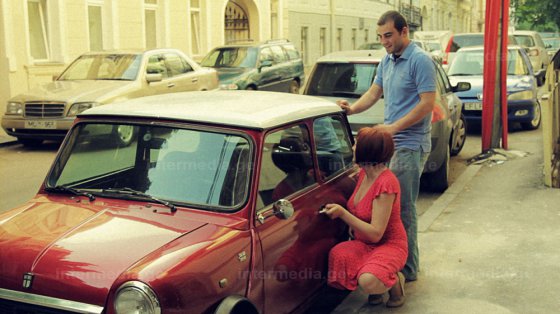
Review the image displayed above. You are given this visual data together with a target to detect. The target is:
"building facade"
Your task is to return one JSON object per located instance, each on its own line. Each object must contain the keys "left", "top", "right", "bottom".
{"left": 0, "top": 0, "right": 483, "bottom": 114}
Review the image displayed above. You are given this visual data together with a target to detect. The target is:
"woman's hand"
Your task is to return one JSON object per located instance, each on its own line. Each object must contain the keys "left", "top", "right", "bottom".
{"left": 321, "top": 203, "right": 348, "bottom": 220}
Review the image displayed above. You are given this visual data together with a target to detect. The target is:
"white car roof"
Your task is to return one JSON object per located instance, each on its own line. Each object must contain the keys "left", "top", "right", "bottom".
{"left": 80, "top": 91, "right": 343, "bottom": 130}
{"left": 316, "top": 49, "right": 387, "bottom": 63}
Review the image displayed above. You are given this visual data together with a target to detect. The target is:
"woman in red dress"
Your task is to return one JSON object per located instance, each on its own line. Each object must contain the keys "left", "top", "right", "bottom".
{"left": 322, "top": 127, "right": 408, "bottom": 307}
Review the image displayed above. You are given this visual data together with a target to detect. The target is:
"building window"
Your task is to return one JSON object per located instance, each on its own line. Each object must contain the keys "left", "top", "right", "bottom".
{"left": 271, "top": 0, "right": 278, "bottom": 39}
{"left": 320, "top": 27, "right": 326, "bottom": 56}
{"left": 88, "top": 4, "right": 103, "bottom": 51}
{"left": 301, "top": 27, "right": 308, "bottom": 65}
{"left": 352, "top": 28, "right": 357, "bottom": 50}
{"left": 27, "top": 0, "right": 49, "bottom": 60}
{"left": 364, "top": 29, "right": 369, "bottom": 43}
{"left": 145, "top": 0, "right": 157, "bottom": 49}
{"left": 336, "top": 28, "right": 342, "bottom": 51}
{"left": 190, "top": 0, "right": 201, "bottom": 55}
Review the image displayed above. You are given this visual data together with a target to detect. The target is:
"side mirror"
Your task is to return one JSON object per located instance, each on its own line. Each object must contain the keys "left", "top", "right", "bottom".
{"left": 272, "top": 199, "right": 294, "bottom": 220}
{"left": 453, "top": 81, "right": 471, "bottom": 92}
{"left": 259, "top": 60, "right": 273, "bottom": 72}
{"left": 146, "top": 73, "right": 163, "bottom": 83}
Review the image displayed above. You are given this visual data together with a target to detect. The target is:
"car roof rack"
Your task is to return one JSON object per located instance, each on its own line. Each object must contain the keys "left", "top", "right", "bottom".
{"left": 264, "top": 39, "right": 290, "bottom": 44}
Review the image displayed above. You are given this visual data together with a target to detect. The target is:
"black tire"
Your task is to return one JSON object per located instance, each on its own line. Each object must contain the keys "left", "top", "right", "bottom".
{"left": 450, "top": 114, "right": 467, "bottom": 156}
{"left": 521, "top": 101, "right": 541, "bottom": 130}
{"left": 424, "top": 145, "right": 450, "bottom": 193}
{"left": 18, "top": 138, "right": 43, "bottom": 147}
{"left": 289, "top": 80, "right": 300, "bottom": 94}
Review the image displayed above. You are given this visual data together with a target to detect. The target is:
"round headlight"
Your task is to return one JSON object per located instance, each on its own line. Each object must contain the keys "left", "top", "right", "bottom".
{"left": 114, "top": 281, "right": 161, "bottom": 314}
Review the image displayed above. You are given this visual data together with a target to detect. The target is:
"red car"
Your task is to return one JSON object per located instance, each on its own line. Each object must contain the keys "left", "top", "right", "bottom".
{"left": 0, "top": 91, "right": 358, "bottom": 313}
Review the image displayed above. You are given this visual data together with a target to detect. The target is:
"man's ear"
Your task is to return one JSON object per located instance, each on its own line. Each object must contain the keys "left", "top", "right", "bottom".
{"left": 402, "top": 26, "right": 409, "bottom": 37}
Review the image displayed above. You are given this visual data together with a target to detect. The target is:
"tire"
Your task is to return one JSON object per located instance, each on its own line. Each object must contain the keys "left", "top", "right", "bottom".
{"left": 245, "top": 85, "right": 256, "bottom": 91}
{"left": 521, "top": 101, "right": 541, "bottom": 130}
{"left": 113, "top": 125, "right": 136, "bottom": 147}
{"left": 424, "top": 145, "right": 450, "bottom": 193}
{"left": 289, "top": 80, "right": 300, "bottom": 94}
{"left": 18, "top": 138, "right": 43, "bottom": 147}
{"left": 450, "top": 114, "right": 467, "bottom": 156}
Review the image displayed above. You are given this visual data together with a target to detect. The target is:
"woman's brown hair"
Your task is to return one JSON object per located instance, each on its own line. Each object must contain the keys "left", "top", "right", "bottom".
{"left": 355, "top": 127, "right": 394, "bottom": 166}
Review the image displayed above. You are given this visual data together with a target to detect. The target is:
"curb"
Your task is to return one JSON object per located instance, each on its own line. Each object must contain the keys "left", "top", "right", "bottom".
{"left": 418, "top": 164, "right": 482, "bottom": 232}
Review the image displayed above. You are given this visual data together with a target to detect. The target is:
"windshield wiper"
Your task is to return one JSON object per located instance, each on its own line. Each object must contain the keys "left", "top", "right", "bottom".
{"left": 448, "top": 73, "right": 478, "bottom": 76}
{"left": 102, "top": 187, "right": 177, "bottom": 213}
{"left": 46, "top": 186, "right": 96, "bottom": 201}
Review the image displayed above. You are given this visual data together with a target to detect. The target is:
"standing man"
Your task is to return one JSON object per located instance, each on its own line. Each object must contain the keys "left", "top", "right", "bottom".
{"left": 337, "top": 10, "right": 436, "bottom": 284}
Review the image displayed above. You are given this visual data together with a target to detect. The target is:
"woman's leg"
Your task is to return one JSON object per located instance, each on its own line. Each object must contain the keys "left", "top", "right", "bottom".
{"left": 357, "top": 273, "right": 389, "bottom": 295}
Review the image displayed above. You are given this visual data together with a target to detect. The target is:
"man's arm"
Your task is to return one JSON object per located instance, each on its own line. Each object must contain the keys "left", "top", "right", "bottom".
{"left": 374, "top": 91, "right": 435, "bottom": 135}
{"left": 336, "top": 83, "right": 383, "bottom": 115}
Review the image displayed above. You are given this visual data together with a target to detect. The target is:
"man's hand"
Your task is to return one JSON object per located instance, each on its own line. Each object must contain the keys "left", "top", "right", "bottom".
{"left": 373, "top": 123, "right": 398, "bottom": 135}
{"left": 336, "top": 99, "right": 353, "bottom": 115}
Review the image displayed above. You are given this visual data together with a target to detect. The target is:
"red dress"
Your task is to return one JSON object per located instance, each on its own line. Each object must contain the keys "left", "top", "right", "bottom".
{"left": 328, "top": 169, "right": 408, "bottom": 289}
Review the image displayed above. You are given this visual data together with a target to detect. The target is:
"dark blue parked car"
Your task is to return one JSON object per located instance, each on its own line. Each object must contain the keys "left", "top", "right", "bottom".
{"left": 447, "top": 46, "right": 542, "bottom": 130}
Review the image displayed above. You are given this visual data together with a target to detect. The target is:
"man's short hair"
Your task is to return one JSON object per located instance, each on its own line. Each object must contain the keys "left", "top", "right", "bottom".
{"left": 355, "top": 127, "right": 394, "bottom": 166}
{"left": 377, "top": 10, "right": 408, "bottom": 32}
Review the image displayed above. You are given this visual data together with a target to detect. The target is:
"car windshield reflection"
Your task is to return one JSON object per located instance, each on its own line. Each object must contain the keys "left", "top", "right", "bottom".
{"left": 47, "top": 123, "right": 252, "bottom": 211}
{"left": 58, "top": 54, "right": 142, "bottom": 81}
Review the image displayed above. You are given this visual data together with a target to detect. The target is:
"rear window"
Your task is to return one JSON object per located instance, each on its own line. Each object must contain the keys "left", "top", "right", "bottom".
{"left": 449, "top": 35, "right": 484, "bottom": 53}
{"left": 514, "top": 35, "right": 535, "bottom": 47}
{"left": 307, "top": 62, "right": 377, "bottom": 98}
{"left": 282, "top": 44, "right": 301, "bottom": 60}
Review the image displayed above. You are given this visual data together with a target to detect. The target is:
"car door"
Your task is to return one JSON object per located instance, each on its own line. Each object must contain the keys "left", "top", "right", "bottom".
{"left": 254, "top": 118, "right": 356, "bottom": 313}
{"left": 144, "top": 52, "right": 199, "bottom": 95}
{"left": 256, "top": 47, "right": 283, "bottom": 91}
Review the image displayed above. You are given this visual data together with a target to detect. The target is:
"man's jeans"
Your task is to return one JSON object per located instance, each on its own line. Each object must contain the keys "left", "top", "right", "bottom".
{"left": 389, "top": 148, "right": 429, "bottom": 281}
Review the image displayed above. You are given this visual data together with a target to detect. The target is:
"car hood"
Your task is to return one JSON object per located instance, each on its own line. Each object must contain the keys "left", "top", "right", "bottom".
{"left": 214, "top": 67, "right": 250, "bottom": 83}
{"left": 448, "top": 75, "right": 535, "bottom": 98}
{"left": 313, "top": 95, "right": 385, "bottom": 134}
{"left": 9, "top": 80, "right": 136, "bottom": 104}
{"left": 0, "top": 195, "right": 209, "bottom": 306}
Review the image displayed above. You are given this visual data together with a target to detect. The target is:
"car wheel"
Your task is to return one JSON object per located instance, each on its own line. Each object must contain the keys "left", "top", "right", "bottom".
{"left": 113, "top": 125, "right": 136, "bottom": 146}
{"left": 521, "top": 101, "right": 541, "bottom": 130}
{"left": 289, "top": 80, "right": 300, "bottom": 94}
{"left": 450, "top": 114, "right": 467, "bottom": 156}
{"left": 423, "top": 145, "right": 449, "bottom": 193}
{"left": 246, "top": 85, "right": 256, "bottom": 91}
{"left": 18, "top": 138, "right": 43, "bottom": 147}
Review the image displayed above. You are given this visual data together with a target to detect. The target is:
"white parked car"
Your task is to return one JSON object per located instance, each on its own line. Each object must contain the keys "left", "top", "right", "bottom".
{"left": 513, "top": 30, "right": 550, "bottom": 84}
{"left": 2, "top": 48, "right": 219, "bottom": 146}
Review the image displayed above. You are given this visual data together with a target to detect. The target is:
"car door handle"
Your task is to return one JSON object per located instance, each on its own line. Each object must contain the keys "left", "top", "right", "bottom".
{"left": 191, "top": 78, "right": 199, "bottom": 83}
{"left": 167, "top": 83, "right": 175, "bottom": 88}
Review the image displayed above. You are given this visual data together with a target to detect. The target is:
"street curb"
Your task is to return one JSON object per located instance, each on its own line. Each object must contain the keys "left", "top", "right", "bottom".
{"left": 0, "top": 139, "right": 18, "bottom": 147}
{"left": 418, "top": 164, "right": 482, "bottom": 232}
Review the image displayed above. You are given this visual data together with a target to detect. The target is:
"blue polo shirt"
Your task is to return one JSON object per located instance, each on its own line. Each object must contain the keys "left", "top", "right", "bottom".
{"left": 373, "top": 43, "right": 436, "bottom": 152}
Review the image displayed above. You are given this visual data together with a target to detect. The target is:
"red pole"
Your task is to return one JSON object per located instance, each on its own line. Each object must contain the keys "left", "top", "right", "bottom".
{"left": 482, "top": 0, "right": 500, "bottom": 152}
{"left": 501, "top": 0, "right": 510, "bottom": 149}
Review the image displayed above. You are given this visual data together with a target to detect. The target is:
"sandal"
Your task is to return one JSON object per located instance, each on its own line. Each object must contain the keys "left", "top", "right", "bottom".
{"left": 386, "top": 272, "right": 405, "bottom": 308}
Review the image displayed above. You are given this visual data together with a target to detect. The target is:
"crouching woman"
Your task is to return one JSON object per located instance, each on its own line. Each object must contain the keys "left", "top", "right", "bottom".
{"left": 322, "top": 127, "right": 407, "bottom": 307}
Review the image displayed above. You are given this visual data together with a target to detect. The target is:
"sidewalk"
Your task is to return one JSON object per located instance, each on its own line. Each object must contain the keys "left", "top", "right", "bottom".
{"left": 331, "top": 130, "right": 560, "bottom": 313}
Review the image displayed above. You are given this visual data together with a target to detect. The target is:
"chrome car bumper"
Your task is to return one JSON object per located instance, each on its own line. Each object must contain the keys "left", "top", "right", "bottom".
{"left": 0, "top": 288, "right": 103, "bottom": 314}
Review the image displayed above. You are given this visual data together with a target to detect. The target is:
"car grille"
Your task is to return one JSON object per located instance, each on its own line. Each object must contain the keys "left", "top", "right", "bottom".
{"left": 0, "top": 298, "right": 79, "bottom": 314}
{"left": 24, "top": 103, "right": 65, "bottom": 118}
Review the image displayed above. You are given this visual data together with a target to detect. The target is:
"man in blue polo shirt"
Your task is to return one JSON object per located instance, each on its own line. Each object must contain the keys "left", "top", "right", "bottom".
{"left": 338, "top": 9, "right": 436, "bottom": 295}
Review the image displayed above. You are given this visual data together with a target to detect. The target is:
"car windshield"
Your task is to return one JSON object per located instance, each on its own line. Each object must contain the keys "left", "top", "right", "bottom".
{"left": 46, "top": 123, "right": 252, "bottom": 210}
{"left": 514, "top": 35, "right": 535, "bottom": 47}
{"left": 200, "top": 47, "right": 258, "bottom": 68}
{"left": 306, "top": 63, "right": 377, "bottom": 98}
{"left": 448, "top": 49, "right": 528, "bottom": 76}
{"left": 58, "top": 54, "right": 142, "bottom": 81}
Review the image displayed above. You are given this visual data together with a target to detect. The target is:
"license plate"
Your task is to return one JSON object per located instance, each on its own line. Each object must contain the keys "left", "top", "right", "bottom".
{"left": 464, "top": 102, "right": 482, "bottom": 111}
{"left": 25, "top": 120, "right": 57, "bottom": 129}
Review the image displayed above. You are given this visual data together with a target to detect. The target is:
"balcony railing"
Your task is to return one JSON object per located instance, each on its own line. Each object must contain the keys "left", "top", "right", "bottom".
{"left": 400, "top": 3, "right": 422, "bottom": 27}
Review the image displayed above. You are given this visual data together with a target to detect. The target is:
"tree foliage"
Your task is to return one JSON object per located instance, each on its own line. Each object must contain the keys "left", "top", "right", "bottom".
{"left": 511, "top": 0, "right": 560, "bottom": 32}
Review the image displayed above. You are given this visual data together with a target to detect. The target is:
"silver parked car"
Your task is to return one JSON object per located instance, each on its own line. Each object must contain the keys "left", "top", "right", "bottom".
{"left": 513, "top": 30, "right": 550, "bottom": 84}
{"left": 2, "top": 48, "right": 219, "bottom": 146}
{"left": 303, "top": 49, "right": 471, "bottom": 192}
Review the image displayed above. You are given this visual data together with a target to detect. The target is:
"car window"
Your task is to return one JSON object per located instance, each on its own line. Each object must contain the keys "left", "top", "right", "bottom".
{"left": 508, "top": 49, "right": 530, "bottom": 75}
{"left": 270, "top": 45, "right": 287, "bottom": 64}
{"left": 59, "top": 54, "right": 141, "bottom": 81}
{"left": 282, "top": 44, "right": 300, "bottom": 60}
{"left": 514, "top": 35, "right": 535, "bottom": 47}
{"left": 257, "top": 125, "right": 315, "bottom": 209}
{"left": 147, "top": 54, "right": 170, "bottom": 78}
{"left": 447, "top": 51, "right": 483, "bottom": 76}
{"left": 306, "top": 62, "right": 377, "bottom": 97}
{"left": 200, "top": 47, "right": 258, "bottom": 68}
{"left": 450, "top": 35, "right": 484, "bottom": 53}
{"left": 259, "top": 47, "right": 274, "bottom": 63}
{"left": 48, "top": 123, "right": 251, "bottom": 210}
{"left": 313, "top": 116, "right": 354, "bottom": 178}
{"left": 435, "top": 62, "right": 452, "bottom": 92}
{"left": 164, "top": 53, "right": 193, "bottom": 77}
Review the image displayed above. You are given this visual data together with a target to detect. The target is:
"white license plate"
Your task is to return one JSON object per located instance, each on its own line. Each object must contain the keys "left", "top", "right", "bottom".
{"left": 25, "top": 120, "right": 57, "bottom": 129}
{"left": 464, "top": 102, "right": 482, "bottom": 111}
